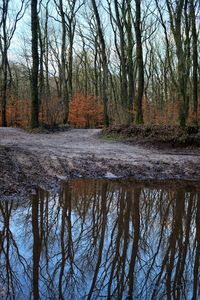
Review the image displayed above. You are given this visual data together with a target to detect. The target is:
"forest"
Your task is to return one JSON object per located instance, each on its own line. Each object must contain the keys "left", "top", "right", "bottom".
{"left": 1, "top": 2, "right": 200, "bottom": 298}
{"left": 0, "top": 0, "right": 199, "bottom": 129}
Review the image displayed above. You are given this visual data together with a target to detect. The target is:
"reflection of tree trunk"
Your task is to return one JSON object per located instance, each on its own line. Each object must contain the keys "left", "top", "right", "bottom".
{"left": 152, "top": 191, "right": 184, "bottom": 299}
{"left": 59, "top": 183, "right": 74, "bottom": 299}
{"left": 166, "top": 191, "right": 184, "bottom": 299}
{"left": 44, "top": 190, "right": 50, "bottom": 270}
{"left": 174, "top": 192, "right": 194, "bottom": 299}
{"left": 192, "top": 194, "right": 200, "bottom": 300}
{"left": 32, "top": 191, "right": 41, "bottom": 300}
{"left": 87, "top": 182, "right": 107, "bottom": 300}
{"left": 119, "top": 190, "right": 132, "bottom": 299}
{"left": 58, "top": 186, "right": 67, "bottom": 300}
{"left": 107, "top": 188, "right": 125, "bottom": 298}
{"left": 127, "top": 188, "right": 140, "bottom": 300}
{"left": 5, "top": 203, "right": 12, "bottom": 294}
{"left": 0, "top": 202, "right": 14, "bottom": 295}
{"left": 0, "top": 201, "right": 31, "bottom": 297}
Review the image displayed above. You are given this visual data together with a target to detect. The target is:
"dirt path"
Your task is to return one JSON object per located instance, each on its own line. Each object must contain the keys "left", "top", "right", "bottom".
{"left": 0, "top": 128, "right": 200, "bottom": 198}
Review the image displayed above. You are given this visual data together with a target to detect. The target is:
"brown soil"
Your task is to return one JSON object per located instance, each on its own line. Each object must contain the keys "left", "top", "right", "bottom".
{"left": 0, "top": 127, "right": 200, "bottom": 200}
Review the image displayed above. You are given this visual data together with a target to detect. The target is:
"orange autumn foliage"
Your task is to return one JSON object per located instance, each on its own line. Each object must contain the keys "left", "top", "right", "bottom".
{"left": 1, "top": 92, "right": 199, "bottom": 128}
{"left": 69, "top": 92, "right": 103, "bottom": 128}
{"left": 2, "top": 96, "right": 31, "bottom": 128}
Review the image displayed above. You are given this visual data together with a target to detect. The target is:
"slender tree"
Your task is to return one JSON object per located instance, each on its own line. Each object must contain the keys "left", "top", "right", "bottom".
{"left": 31, "top": 0, "right": 39, "bottom": 128}
{"left": 91, "top": 0, "right": 109, "bottom": 126}
{"left": 54, "top": 0, "right": 83, "bottom": 124}
{"left": 134, "top": 0, "right": 144, "bottom": 124}
{"left": 166, "top": 0, "right": 188, "bottom": 127}
{"left": 0, "top": 0, "right": 26, "bottom": 127}
{"left": 125, "top": 0, "right": 135, "bottom": 122}
{"left": 190, "top": 0, "right": 198, "bottom": 124}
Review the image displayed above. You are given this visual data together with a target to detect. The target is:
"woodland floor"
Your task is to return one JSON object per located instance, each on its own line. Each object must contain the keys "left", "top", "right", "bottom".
{"left": 0, "top": 127, "right": 200, "bottom": 200}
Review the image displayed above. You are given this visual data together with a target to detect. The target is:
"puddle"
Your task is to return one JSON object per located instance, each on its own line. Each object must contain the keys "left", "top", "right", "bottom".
{"left": 0, "top": 179, "right": 199, "bottom": 299}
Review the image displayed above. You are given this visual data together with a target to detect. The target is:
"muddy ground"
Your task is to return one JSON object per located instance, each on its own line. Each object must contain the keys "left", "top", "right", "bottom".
{"left": 0, "top": 127, "right": 200, "bottom": 200}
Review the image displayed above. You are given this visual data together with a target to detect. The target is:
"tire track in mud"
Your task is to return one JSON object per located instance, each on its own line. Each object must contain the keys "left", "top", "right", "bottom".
{"left": 0, "top": 128, "right": 200, "bottom": 199}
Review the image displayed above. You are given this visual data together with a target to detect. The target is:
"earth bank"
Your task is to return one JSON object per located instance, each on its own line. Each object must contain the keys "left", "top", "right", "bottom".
{"left": 0, "top": 127, "right": 200, "bottom": 200}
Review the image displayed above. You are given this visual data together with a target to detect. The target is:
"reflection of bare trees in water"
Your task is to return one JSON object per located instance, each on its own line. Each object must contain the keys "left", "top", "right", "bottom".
{"left": 0, "top": 180, "right": 200, "bottom": 299}
{"left": 0, "top": 201, "right": 30, "bottom": 297}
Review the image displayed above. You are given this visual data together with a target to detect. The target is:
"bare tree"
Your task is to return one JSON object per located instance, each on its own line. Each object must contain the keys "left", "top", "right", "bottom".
{"left": 134, "top": 0, "right": 144, "bottom": 124}
{"left": 190, "top": 0, "right": 198, "bottom": 125}
{"left": 31, "top": 0, "right": 39, "bottom": 128}
{"left": 0, "top": 0, "right": 26, "bottom": 127}
{"left": 91, "top": 0, "right": 109, "bottom": 126}
{"left": 54, "top": 0, "right": 84, "bottom": 124}
{"left": 166, "top": 0, "right": 189, "bottom": 127}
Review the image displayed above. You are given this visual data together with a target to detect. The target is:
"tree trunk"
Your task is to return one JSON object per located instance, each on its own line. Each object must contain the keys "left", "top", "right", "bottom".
{"left": 190, "top": 0, "right": 198, "bottom": 124}
{"left": 91, "top": 0, "right": 109, "bottom": 127}
{"left": 166, "top": 0, "right": 188, "bottom": 127}
{"left": 1, "top": 54, "right": 8, "bottom": 127}
{"left": 31, "top": 0, "right": 39, "bottom": 128}
{"left": 0, "top": 0, "right": 9, "bottom": 127}
{"left": 58, "top": 0, "right": 69, "bottom": 124}
{"left": 134, "top": 0, "right": 144, "bottom": 124}
{"left": 68, "top": 30, "right": 73, "bottom": 102}
{"left": 114, "top": 0, "right": 128, "bottom": 111}
{"left": 127, "top": 0, "right": 134, "bottom": 122}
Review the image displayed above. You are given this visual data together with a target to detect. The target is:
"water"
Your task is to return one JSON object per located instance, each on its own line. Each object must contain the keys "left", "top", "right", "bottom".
{"left": 0, "top": 179, "right": 199, "bottom": 299}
